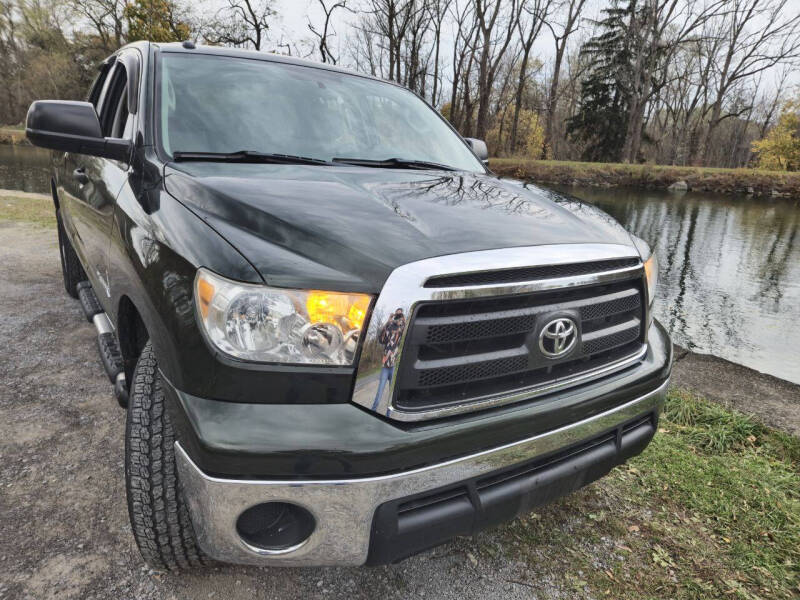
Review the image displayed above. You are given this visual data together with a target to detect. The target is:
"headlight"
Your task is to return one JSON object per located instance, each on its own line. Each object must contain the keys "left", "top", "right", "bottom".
{"left": 195, "top": 268, "right": 372, "bottom": 365}
{"left": 643, "top": 252, "right": 658, "bottom": 305}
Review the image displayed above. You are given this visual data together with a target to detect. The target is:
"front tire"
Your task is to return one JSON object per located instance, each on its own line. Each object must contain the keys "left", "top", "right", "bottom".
{"left": 124, "top": 342, "right": 206, "bottom": 571}
{"left": 55, "top": 210, "right": 86, "bottom": 298}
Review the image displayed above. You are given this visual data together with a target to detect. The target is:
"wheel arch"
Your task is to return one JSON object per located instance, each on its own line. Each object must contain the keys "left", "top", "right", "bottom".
{"left": 117, "top": 295, "right": 150, "bottom": 389}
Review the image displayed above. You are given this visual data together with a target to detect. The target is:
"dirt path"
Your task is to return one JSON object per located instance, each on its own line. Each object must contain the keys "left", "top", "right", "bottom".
{"left": 671, "top": 346, "right": 800, "bottom": 436}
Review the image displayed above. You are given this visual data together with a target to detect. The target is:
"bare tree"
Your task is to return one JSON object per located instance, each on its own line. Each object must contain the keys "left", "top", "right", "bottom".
{"left": 308, "top": 0, "right": 353, "bottom": 64}
{"left": 755, "top": 65, "right": 791, "bottom": 139}
{"left": 360, "top": 0, "right": 416, "bottom": 83}
{"left": 474, "top": 0, "right": 520, "bottom": 139}
{"left": 619, "top": 0, "right": 726, "bottom": 164}
{"left": 349, "top": 23, "right": 384, "bottom": 76}
{"left": 402, "top": 0, "right": 433, "bottom": 92}
{"left": 693, "top": 0, "right": 800, "bottom": 165}
{"left": 510, "top": 0, "right": 553, "bottom": 152}
{"left": 542, "top": 0, "right": 587, "bottom": 159}
{"left": 350, "top": 1, "right": 451, "bottom": 98}
{"left": 69, "top": 0, "right": 127, "bottom": 50}
{"left": 426, "top": 0, "right": 452, "bottom": 107}
{"left": 206, "top": 0, "right": 275, "bottom": 50}
{"left": 446, "top": 0, "right": 478, "bottom": 130}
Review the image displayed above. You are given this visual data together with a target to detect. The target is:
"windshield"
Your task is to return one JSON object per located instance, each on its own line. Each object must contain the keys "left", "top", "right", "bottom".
{"left": 157, "top": 53, "right": 484, "bottom": 172}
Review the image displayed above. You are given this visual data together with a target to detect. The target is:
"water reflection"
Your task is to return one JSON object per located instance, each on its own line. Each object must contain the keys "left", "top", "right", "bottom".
{"left": 0, "top": 145, "right": 51, "bottom": 193}
{"left": 557, "top": 186, "right": 800, "bottom": 384}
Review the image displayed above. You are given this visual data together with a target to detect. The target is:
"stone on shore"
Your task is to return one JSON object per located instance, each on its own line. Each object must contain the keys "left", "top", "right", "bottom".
{"left": 668, "top": 180, "right": 689, "bottom": 192}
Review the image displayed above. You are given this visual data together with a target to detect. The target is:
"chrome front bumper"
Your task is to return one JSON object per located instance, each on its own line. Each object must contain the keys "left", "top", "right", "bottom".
{"left": 175, "top": 379, "right": 668, "bottom": 567}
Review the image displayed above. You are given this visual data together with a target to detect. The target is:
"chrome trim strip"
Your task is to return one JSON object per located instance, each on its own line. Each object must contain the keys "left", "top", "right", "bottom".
{"left": 352, "top": 244, "right": 644, "bottom": 421}
{"left": 238, "top": 536, "right": 311, "bottom": 557}
{"left": 175, "top": 379, "right": 667, "bottom": 567}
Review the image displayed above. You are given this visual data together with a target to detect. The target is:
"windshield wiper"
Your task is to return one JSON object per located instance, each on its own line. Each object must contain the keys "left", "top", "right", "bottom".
{"left": 332, "top": 157, "right": 458, "bottom": 171}
{"left": 172, "top": 150, "right": 332, "bottom": 166}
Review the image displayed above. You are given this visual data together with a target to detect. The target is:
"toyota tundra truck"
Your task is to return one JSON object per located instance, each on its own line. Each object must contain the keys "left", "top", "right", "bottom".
{"left": 25, "top": 41, "right": 672, "bottom": 570}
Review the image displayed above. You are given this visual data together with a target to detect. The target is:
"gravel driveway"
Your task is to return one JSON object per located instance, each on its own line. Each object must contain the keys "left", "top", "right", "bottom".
{"left": 4, "top": 217, "right": 797, "bottom": 600}
{"left": 0, "top": 222, "right": 573, "bottom": 600}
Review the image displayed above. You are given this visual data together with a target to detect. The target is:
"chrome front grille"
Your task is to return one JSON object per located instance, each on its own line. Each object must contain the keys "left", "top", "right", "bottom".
{"left": 351, "top": 244, "right": 648, "bottom": 422}
{"left": 394, "top": 278, "right": 644, "bottom": 412}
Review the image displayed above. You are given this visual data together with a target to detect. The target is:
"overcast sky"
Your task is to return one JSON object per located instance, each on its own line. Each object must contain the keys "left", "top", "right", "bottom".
{"left": 204, "top": 0, "right": 797, "bottom": 95}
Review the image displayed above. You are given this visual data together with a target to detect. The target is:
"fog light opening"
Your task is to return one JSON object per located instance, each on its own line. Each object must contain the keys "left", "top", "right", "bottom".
{"left": 236, "top": 502, "right": 316, "bottom": 555}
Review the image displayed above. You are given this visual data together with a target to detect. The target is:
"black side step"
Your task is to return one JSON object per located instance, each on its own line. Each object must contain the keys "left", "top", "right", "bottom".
{"left": 77, "top": 281, "right": 103, "bottom": 322}
{"left": 81, "top": 282, "right": 128, "bottom": 409}
{"left": 98, "top": 332, "right": 125, "bottom": 383}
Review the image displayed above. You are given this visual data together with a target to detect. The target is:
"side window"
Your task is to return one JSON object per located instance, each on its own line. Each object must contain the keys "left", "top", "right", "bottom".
{"left": 99, "top": 64, "right": 127, "bottom": 137}
{"left": 87, "top": 59, "right": 113, "bottom": 109}
{"left": 99, "top": 53, "right": 139, "bottom": 140}
{"left": 111, "top": 86, "right": 133, "bottom": 139}
{"left": 95, "top": 62, "right": 120, "bottom": 117}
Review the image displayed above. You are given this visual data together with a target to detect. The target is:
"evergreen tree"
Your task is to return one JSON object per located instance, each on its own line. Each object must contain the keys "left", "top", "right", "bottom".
{"left": 567, "top": 1, "right": 639, "bottom": 162}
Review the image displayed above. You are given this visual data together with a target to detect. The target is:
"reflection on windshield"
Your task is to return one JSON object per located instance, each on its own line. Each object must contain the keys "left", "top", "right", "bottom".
{"left": 158, "top": 53, "right": 483, "bottom": 172}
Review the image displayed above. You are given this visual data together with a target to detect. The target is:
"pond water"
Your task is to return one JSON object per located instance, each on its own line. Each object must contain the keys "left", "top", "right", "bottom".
{"left": 555, "top": 185, "right": 800, "bottom": 384}
{"left": 0, "top": 144, "right": 51, "bottom": 194}
{"left": 2, "top": 144, "right": 798, "bottom": 383}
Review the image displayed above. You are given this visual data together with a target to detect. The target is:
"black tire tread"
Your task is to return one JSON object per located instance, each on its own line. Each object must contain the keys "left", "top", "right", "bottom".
{"left": 125, "top": 342, "right": 206, "bottom": 571}
{"left": 56, "top": 210, "right": 86, "bottom": 299}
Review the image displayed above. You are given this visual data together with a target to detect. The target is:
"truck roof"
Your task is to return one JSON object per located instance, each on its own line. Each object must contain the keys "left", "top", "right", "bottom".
{"left": 145, "top": 41, "right": 386, "bottom": 84}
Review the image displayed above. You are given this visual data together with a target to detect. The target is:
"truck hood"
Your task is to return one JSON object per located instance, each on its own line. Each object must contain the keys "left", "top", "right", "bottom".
{"left": 164, "top": 163, "right": 635, "bottom": 293}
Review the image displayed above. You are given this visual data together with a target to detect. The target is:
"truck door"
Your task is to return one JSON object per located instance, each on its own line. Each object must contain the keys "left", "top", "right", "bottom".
{"left": 62, "top": 51, "right": 140, "bottom": 310}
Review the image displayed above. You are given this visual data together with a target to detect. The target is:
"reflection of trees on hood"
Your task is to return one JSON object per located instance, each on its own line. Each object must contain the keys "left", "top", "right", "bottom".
{"left": 543, "top": 188, "right": 623, "bottom": 229}
{"left": 374, "top": 175, "right": 556, "bottom": 219}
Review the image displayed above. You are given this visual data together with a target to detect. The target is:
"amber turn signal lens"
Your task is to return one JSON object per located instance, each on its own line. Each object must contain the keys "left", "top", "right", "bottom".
{"left": 197, "top": 277, "right": 215, "bottom": 318}
{"left": 347, "top": 295, "right": 370, "bottom": 330}
{"left": 643, "top": 253, "right": 658, "bottom": 305}
{"left": 307, "top": 291, "right": 371, "bottom": 330}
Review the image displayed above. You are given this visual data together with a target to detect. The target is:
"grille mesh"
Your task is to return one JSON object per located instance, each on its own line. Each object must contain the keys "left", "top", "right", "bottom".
{"left": 425, "top": 314, "right": 536, "bottom": 344}
{"left": 418, "top": 355, "right": 529, "bottom": 387}
{"left": 582, "top": 325, "right": 640, "bottom": 355}
{"left": 580, "top": 293, "right": 640, "bottom": 321}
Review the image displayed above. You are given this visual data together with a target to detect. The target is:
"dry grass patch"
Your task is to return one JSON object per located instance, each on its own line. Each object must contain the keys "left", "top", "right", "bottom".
{"left": 0, "top": 192, "right": 55, "bottom": 227}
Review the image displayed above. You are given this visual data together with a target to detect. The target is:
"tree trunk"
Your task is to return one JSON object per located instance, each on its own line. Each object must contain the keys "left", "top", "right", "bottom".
{"left": 510, "top": 50, "right": 530, "bottom": 153}
{"left": 692, "top": 98, "right": 722, "bottom": 166}
{"left": 475, "top": 28, "right": 492, "bottom": 139}
{"left": 542, "top": 43, "right": 564, "bottom": 159}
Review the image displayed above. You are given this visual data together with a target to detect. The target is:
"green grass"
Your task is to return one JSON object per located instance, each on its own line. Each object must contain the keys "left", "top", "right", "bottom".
{"left": 492, "top": 157, "right": 795, "bottom": 176}
{"left": 0, "top": 193, "right": 55, "bottom": 227}
{"left": 489, "top": 157, "right": 800, "bottom": 197}
{"left": 491, "top": 389, "right": 799, "bottom": 599}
